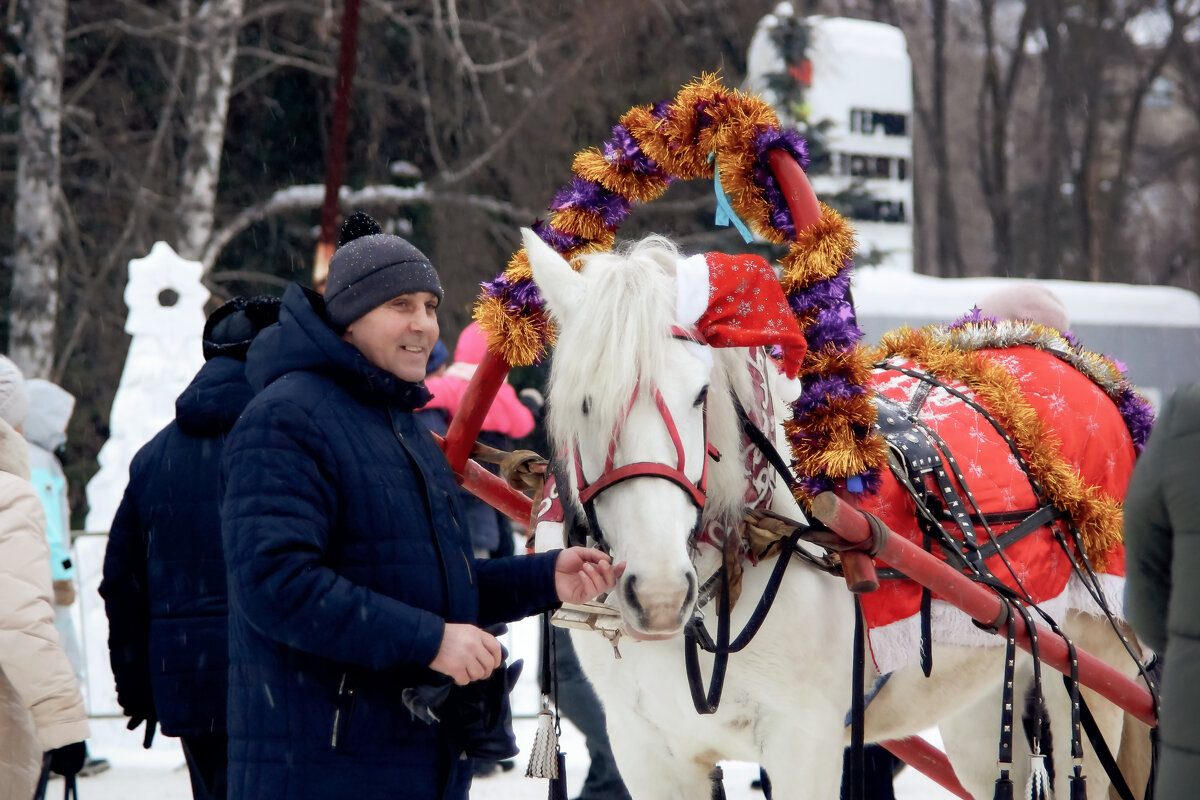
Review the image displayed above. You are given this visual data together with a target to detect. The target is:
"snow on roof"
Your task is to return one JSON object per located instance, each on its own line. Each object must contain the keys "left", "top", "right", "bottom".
{"left": 851, "top": 269, "right": 1200, "bottom": 328}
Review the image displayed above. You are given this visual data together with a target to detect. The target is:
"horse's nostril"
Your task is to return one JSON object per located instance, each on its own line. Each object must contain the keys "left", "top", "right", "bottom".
{"left": 683, "top": 571, "right": 697, "bottom": 610}
{"left": 623, "top": 575, "right": 644, "bottom": 616}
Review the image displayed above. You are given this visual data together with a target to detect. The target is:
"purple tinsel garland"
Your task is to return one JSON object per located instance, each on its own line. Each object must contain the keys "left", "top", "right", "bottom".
{"left": 801, "top": 302, "right": 862, "bottom": 352}
{"left": 605, "top": 124, "right": 668, "bottom": 178}
{"left": 474, "top": 85, "right": 878, "bottom": 497}
{"left": 1118, "top": 390, "right": 1155, "bottom": 452}
{"left": 551, "top": 177, "right": 631, "bottom": 229}
{"left": 531, "top": 219, "right": 585, "bottom": 254}
{"left": 793, "top": 376, "right": 869, "bottom": 417}
{"left": 788, "top": 270, "right": 853, "bottom": 312}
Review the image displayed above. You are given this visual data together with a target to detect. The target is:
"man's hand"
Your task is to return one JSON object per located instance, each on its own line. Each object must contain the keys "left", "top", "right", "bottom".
{"left": 127, "top": 712, "right": 157, "bottom": 749}
{"left": 554, "top": 547, "right": 626, "bottom": 604}
{"left": 430, "top": 623, "right": 503, "bottom": 686}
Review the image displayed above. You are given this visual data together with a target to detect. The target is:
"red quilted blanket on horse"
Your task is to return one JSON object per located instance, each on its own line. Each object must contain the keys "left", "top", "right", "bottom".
{"left": 856, "top": 345, "right": 1133, "bottom": 673}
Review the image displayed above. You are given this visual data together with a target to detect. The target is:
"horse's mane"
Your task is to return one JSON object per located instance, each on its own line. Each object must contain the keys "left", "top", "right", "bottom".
{"left": 546, "top": 235, "right": 681, "bottom": 446}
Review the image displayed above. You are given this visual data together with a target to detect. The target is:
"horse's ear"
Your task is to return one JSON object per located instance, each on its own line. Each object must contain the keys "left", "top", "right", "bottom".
{"left": 523, "top": 227, "right": 584, "bottom": 320}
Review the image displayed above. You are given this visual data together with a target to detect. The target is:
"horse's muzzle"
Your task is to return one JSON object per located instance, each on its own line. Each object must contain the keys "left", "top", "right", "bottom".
{"left": 620, "top": 570, "right": 697, "bottom": 638}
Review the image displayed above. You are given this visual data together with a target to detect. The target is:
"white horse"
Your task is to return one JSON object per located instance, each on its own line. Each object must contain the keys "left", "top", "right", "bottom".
{"left": 525, "top": 228, "right": 1148, "bottom": 800}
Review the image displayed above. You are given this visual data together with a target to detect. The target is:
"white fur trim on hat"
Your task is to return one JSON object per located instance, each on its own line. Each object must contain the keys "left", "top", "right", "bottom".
{"left": 0, "top": 355, "right": 29, "bottom": 430}
{"left": 675, "top": 254, "right": 715, "bottom": 371}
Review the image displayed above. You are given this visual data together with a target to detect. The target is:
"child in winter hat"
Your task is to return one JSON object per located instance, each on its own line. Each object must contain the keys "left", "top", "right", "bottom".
{"left": 202, "top": 295, "right": 282, "bottom": 362}
{"left": 323, "top": 211, "right": 443, "bottom": 331}
{"left": 0, "top": 355, "right": 30, "bottom": 431}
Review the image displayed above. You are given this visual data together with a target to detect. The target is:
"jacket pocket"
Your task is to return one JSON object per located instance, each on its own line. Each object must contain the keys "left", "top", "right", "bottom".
{"left": 329, "top": 672, "right": 356, "bottom": 751}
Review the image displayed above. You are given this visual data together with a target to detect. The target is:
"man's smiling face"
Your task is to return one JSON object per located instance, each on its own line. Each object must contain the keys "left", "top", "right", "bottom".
{"left": 341, "top": 291, "right": 440, "bottom": 382}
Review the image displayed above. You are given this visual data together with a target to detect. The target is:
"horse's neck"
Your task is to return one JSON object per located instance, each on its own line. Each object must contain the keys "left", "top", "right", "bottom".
{"left": 701, "top": 347, "right": 803, "bottom": 535}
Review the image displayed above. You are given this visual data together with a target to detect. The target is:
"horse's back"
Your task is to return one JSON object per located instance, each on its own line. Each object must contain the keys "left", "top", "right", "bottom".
{"left": 859, "top": 345, "right": 1134, "bottom": 661}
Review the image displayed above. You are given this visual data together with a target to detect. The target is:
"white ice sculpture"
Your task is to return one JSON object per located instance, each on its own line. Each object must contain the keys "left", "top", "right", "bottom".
{"left": 85, "top": 241, "right": 209, "bottom": 532}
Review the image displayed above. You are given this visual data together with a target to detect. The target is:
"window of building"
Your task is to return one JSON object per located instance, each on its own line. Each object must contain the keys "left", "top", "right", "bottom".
{"left": 848, "top": 108, "right": 909, "bottom": 137}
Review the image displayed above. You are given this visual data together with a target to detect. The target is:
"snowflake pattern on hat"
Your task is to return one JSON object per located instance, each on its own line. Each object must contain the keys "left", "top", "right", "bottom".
{"left": 694, "top": 252, "right": 808, "bottom": 378}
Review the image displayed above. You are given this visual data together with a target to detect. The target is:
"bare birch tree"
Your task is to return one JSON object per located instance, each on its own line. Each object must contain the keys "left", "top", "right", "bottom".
{"left": 177, "top": 0, "right": 246, "bottom": 261}
{"left": 9, "top": 0, "right": 67, "bottom": 378}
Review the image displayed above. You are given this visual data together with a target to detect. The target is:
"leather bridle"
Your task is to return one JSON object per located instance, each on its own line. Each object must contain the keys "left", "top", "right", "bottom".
{"left": 569, "top": 328, "right": 718, "bottom": 549}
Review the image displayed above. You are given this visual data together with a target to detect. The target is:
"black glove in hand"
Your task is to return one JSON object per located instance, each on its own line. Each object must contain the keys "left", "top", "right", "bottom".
{"left": 47, "top": 741, "right": 87, "bottom": 777}
{"left": 127, "top": 713, "right": 157, "bottom": 748}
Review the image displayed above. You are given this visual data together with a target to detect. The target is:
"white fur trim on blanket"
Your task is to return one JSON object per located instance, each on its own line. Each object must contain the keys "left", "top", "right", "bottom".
{"left": 867, "top": 571, "right": 1126, "bottom": 674}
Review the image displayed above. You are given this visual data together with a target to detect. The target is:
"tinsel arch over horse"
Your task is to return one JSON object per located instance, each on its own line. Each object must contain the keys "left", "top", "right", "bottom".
{"left": 468, "top": 75, "right": 1156, "bottom": 800}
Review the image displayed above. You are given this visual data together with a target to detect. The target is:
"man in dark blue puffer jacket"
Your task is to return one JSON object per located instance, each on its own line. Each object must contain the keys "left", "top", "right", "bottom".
{"left": 220, "top": 214, "right": 621, "bottom": 800}
{"left": 102, "top": 294, "right": 282, "bottom": 800}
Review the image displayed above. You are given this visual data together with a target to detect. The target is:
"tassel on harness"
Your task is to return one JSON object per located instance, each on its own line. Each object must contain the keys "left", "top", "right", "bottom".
{"left": 527, "top": 611, "right": 568, "bottom": 800}
{"left": 525, "top": 695, "right": 560, "bottom": 780}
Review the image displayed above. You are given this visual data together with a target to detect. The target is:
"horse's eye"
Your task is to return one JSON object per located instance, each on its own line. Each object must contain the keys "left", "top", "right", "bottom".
{"left": 582, "top": 397, "right": 591, "bottom": 415}
{"left": 694, "top": 386, "right": 709, "bottom": 407}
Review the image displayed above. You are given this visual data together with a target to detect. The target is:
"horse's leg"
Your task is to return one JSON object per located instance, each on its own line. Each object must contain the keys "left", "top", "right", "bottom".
{"left": 604, "top": 714, "right": 713, "bottom": 800}
{"left": 859, "top": 643, "right": 1006, "bottom": 743}
{"left": 758, "top": 706, "right": 848, "bottom": 800}
{"left": 1112, "top": 711, "right": 1153, "bottom": 800}
{"left": 937, "top": 671, "right": 1035, "bottom": 800}
{"left": 1044, "top": 611, "right": 1144, "bottom": 800}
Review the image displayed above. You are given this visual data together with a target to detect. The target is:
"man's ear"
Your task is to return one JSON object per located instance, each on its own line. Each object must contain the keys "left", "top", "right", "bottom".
{"left": 522, "top": 228, "right": 584, "bottom": 321}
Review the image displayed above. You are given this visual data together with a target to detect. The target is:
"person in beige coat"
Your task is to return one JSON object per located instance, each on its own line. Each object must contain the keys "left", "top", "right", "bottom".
{"left": 0, "top": 357, "right": 89, "bottom": 800}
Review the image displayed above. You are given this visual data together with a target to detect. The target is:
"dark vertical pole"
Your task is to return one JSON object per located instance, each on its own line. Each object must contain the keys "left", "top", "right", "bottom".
{"left": 313, "top": 0, "right": 362, "bottom": 291}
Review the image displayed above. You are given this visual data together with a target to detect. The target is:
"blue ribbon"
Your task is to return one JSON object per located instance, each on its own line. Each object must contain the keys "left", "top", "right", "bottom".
{"left": 712, "top": 157, "right": 755, "bottom": 244}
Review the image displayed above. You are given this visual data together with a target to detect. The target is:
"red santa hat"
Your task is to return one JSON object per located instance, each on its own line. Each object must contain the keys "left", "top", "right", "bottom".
{"left": 675, "top": 252, "right": 807, "bottom": 378}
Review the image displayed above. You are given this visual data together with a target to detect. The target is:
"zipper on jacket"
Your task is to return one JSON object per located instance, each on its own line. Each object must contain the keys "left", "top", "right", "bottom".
{"left": 447, "top": 496, "right": 474, "bottom": 587}
{"left": 330, "top": 672, "right": 355, "bottom": 750}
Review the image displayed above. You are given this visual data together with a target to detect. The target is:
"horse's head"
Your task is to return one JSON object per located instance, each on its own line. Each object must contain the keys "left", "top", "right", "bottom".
{"left": 525, "top": 229, "right": 747, "bottom": 640}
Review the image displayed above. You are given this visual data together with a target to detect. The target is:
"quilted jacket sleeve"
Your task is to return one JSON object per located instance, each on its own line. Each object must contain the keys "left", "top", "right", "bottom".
{"left": 474, "top": 550, "right": 561, "bottom": 627}
{"left": 0, "top": 475, "right": 89, "bottom": 750}
{"left": 222, "top": 399, "right": 446, "bottom": 670}
{"left": 99, "top": 459, "right": 156, "bottom": 720}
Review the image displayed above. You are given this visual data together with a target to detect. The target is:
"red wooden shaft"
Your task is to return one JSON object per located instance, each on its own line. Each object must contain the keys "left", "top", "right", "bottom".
{"left": 880, "top": 737, "right": 972, "bottom": 800}
{"left": 458, "top": 458, "right": 534, "bottom": 525}
{"left": 442, "top": 348, "right": 511, "bottom": 473}
{"left": 812, "top": 492, "right": 1156, "bottom": 727}
{"left": 767, "top": 149, "right": 823, "bottom": 232}
{"left": 430, "top": 430, "right": 534, "bottom": 525}
{"left": 313, "top": 0, "right": 362, "bottom": 288}
{"left": 833, "top": 489, "right": 880, "bottom": 594}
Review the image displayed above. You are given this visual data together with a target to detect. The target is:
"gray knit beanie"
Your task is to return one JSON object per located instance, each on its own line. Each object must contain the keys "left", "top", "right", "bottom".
{"left": 324, "top": 233, "right": 444, "bottom": 330}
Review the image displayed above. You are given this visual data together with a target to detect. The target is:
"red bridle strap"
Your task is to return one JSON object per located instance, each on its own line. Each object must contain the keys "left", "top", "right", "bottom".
{"left": 574, "top": 381, "right": 710, "bottom": 510}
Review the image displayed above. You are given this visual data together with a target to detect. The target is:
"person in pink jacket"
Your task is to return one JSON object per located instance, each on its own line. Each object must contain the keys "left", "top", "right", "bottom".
{"left": 0, "top": 357, "right": 90, "bottom": 800}
{"left": 421, "top": 322, "right": 535, "bottom": 560}
{"left": 423, "top": 322, "right": 536, "bottom": 443}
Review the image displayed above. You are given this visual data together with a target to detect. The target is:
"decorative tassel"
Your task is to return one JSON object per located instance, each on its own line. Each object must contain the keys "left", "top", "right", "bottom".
{"left": 548, "top": 752, "right": 568, "bottom": 800}
{"left": 1069, "top": 770, "right": 1087, "bottom": 800}
{"left": 709, "top": 765, "right": 727, "bottom": 800}
{"left": 993, "top": 773, "right": 1014, "bottom": 800}
{"left": 525, "top": 696, "right": 559, "bottom": 779}
{"left": 1026, "top": 753, "right": 1051, "bottom": 800}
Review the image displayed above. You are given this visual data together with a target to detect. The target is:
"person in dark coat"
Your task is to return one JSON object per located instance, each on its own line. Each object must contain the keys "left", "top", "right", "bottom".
{"left": 220, "top": 213, "right": 622, "bottom": 800}
{"left": 100, "top": 295, "right": 281, "bottom": 800}
{"left": 1124, "top": 383, "right": 1200, "bottom": 799}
